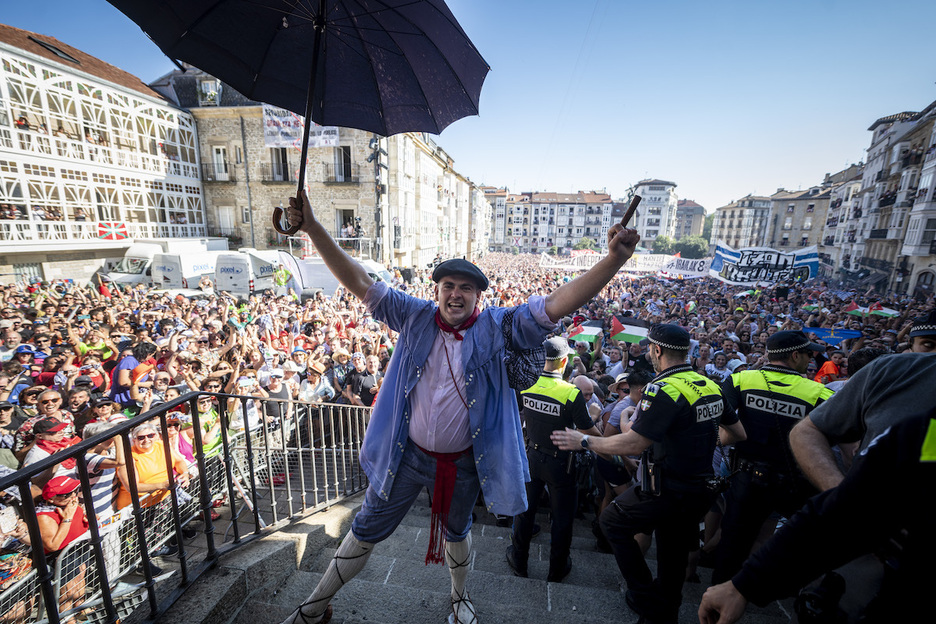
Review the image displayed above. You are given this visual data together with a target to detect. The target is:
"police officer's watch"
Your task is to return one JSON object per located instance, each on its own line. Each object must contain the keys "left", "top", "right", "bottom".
{"left": 581, "top": 435, "right": 590, "bottom": 449}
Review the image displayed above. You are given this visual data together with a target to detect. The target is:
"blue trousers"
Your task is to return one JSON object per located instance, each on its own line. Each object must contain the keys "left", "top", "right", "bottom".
{"left": 351, "top": 438, "right": 479, "bottom": 544}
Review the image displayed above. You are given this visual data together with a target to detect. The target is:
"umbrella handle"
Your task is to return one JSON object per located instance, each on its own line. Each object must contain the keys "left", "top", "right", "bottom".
{"left": 272, "top": 206, "right": 301, "bottom": 235}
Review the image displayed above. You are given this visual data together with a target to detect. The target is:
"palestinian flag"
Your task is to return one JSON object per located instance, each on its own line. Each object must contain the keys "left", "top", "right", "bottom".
{"left": 844, "top": 302, "right": 864, "bottom": 316}
{"left": 568, "top": 323, "right": 602, "bottom": 344}
{"left": 802, "top": 304, "right": 820, "bottom": 312}
{"left": 611, "top": 316, "right": 649, "bottom": 344}
{"left": 867, "top": 302, "right": 898, "bottom": 317}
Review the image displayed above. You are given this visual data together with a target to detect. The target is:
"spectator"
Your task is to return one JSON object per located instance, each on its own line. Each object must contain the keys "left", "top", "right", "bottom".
{"left": 115, "top": 422, "right": 189, "bottom": 510}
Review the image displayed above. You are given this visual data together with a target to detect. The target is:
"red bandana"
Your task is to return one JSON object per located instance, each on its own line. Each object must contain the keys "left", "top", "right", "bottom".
{"left": 434, "top": 308, "right": 480, "bottom": 341}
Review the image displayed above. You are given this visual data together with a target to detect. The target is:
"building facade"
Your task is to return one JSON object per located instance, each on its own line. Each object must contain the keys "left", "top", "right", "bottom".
{"left": 765, "top": 187, "right": 831, "bottom": 249}
{"left": 631, "top": 179, "right": 678, "bottom": 244}
{"left": 0, "top": 25, "right": 209, "bottom": 283}
{"left": 674, "top": 199, "right": 705, "bottom": 239}
{"left": 494, "top": 191, "right": 613, "bottom": 254}
{"left": 710, "top": 194, "right": 771, "bottom": 250}
{"left": 152, "top": 66, "right": 489, "bottom": 270}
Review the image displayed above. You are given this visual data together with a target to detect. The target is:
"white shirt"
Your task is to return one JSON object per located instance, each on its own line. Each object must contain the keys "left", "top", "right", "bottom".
{"left": 408, "top": 329, "right": 471, "bottom": 453}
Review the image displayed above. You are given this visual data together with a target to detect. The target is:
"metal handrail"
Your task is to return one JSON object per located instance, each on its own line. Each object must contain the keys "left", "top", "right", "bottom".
{"left": 0, "top": 392, "right": 371, "bottom": 624}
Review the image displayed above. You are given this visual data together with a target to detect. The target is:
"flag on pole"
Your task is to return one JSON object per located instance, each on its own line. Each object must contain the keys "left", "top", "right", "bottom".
{"left": 611, "top": 316, "right": 649, "bottom": 344}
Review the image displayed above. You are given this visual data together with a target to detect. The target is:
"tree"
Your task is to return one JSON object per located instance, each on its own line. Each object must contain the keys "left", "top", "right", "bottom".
{"left": 547, "top": 246, "right": 559, "bottom": 256}
{"left": 674, "top": 235, "right": 709, "bottom": 259}
{"left": 573, "top": 237, "right": 597, "bottom": 251}
{"left": 703, "top": 213, "right": 715, "bottom": 242}
{"left": 653, "top": 235, "right": 676, "bottom": 254}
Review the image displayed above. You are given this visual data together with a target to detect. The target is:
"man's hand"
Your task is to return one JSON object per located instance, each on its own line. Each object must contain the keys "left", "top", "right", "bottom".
{"left": 287, "top": 190, "right": 317, "bottom": 236}
{"left": 698, "top": 581, "right": 748, "bottom": 624}
{"left": 551, "top": 427, "right": 585, "bottom": 451}
{"left": 606, "top": 224, "right": 640, "bottom": 264}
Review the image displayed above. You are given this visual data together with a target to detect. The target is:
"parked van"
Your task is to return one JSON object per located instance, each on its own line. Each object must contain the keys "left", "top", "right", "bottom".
{"left": 102, "top": 238, "right": 228, "bottom": 285}
{"left": 214, "top": 249, "right": 281, "bottom": 296}
{"left": 151, "top": 251, "right": 225, "bottom": 289}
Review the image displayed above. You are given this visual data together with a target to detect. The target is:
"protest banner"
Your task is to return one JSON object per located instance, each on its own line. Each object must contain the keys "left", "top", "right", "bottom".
{"left": 263, "top": 104, "right": 339, "bottom": 149}
{"left": 709, "top": 244, "right": 818, "bottom": 286}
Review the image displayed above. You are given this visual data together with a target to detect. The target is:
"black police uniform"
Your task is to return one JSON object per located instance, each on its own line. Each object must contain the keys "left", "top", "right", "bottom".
{"left": 510, "top": 370, "right": 592, "bottom": 580}
{"left": 729, "top": 411, "right": 936, "bottom": 621}
{"left": 599, "top": 363, "right": 738, "bottom": 623}
{"left": 712, "top": 364, "right": 834, "bottom": 584}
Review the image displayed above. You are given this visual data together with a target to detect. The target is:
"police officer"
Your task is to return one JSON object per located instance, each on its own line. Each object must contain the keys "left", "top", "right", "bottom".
{"left": 506, "top": 337, "right": 600, "bottom": 582}
{"left": 700, "top": 409, "right": 936, "bottom": 624}
{"left": 552, "top": 324, "right": 745, "bottom": 624}
{"left": 712, "top": 330, "right": 834, "bottom": 585}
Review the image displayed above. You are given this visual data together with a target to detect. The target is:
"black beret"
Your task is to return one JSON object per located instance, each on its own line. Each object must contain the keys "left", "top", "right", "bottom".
{"left": 431, "top": 259, "right": 488, "bottom": 291}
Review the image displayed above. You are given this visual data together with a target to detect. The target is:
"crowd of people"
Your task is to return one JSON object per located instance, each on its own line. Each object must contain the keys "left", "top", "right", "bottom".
{"left": 0, "top": 238, "right": 933, "bottom": 622}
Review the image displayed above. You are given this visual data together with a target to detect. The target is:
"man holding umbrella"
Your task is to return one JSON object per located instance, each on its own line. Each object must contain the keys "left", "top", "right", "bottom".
{"left": 280, "top": 191, "right": 640, "bottom": 624}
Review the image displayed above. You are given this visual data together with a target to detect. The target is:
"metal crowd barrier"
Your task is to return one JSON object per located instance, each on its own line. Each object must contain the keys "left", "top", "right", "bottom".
{"left": 0, "top": 392, "right": 372, "bottom": 624}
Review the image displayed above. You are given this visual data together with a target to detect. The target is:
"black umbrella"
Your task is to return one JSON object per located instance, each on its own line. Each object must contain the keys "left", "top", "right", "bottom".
{"left": 107, "top": 0, "right": 489, "bottom": 234}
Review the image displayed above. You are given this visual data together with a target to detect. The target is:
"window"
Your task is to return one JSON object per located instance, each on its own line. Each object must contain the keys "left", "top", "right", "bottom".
{"left": 783, "top": 217, "right": 793, "bottom": 230}
{"left": 235, "top": 146, "right": 243, "bottom": 165}
{"left": 787, "top": 205, "right": 795, "bottom": 213}
{"left": 922, "top": 218, "right": 936, "bottom": 244}
{"left": 803, "top": 217, "right": 812, "bottom": 230}
{"left": 242, "top": 206, "right": 251, "bottom": 224}
{"left": 807, "top": 203, "right": 815, "bottom": 213}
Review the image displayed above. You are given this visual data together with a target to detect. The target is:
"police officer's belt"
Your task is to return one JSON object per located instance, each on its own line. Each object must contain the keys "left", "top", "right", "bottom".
{"left": 529, "top": 443, "right": 568, "bottom": 458}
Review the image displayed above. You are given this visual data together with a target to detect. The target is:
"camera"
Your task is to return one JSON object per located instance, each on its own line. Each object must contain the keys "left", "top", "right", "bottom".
{"left": 705, "top": 475, "right": 730, "bottom": 494}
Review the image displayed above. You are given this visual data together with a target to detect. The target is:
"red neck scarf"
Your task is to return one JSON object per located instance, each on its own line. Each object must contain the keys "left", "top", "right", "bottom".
{"left": 35, "top": 436, "right": 79, "bottom": 470}
{"left": 434, "top": 308, "right": 480, "bottom": 341}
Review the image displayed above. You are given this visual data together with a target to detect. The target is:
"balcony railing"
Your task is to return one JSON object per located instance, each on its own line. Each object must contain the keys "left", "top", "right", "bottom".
{"left": 260, "top": 162, "right": 292, "bottom": 183}
{"left": 6, "top": 128, "right": 200, "bottom": 178}
{"left": 202, "top": 162, "right": 236, "bottom": 182}
{"left": 868, "top": 228, "right": 888, "bottom": 239}
{"left": 324, "top": 163, "right": 360, "bottom": 184}
{"left": 0, "top": 220, "right": 206, "bottom": 244}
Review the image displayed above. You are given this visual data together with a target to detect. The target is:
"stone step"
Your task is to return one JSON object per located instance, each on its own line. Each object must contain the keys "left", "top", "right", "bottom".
{"left": 245, "top": 569, "right": 634, "bottom": 624}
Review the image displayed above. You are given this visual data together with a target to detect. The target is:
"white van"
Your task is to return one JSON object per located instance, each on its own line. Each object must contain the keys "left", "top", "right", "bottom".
{"left": 151, "top": 251, "right": 225, "bottom": 289}
{"left": 214, "top": 249, "right": 280, "bottom": 296}
{"left": 358, "top": 259, "right": 393, "bottom": 284}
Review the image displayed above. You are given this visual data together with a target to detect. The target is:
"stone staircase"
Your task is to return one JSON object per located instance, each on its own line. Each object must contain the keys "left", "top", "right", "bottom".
{"left": 159, "top": 489, "right": 794, "bottom": 624}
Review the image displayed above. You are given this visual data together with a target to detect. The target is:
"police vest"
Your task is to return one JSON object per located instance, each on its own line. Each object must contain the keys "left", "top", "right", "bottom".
{"left": 726, "top": 365, "right": 834, "bottom": 466}
{"left": 521, "top": 372, "right": 587, "bottom": 451}
{"left": 635, "top": 366, "right": 729, "bottom": 487}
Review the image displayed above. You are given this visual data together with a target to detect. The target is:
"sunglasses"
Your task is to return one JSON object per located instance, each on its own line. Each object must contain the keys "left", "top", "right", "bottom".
{"left": 135, "top": 433, "right": 158, "bottom": 440}
{"left": 52, "top": 490, "right": 78, "bottom": 498}
{"left": 167, "top": 422, "right": 181, "bottom": 428}
{"left": 40, "top": 398, "right": 62, "bottom": 404}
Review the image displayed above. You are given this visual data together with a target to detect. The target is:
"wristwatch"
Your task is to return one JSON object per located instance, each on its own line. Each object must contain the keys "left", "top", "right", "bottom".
{"left": 580, "top": 435, "right": 590, "bottom": 449}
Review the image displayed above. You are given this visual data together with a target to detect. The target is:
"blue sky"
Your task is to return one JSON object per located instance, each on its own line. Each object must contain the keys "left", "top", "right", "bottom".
{"left": 6, "top": 0, "right": 936, "bottom": 212}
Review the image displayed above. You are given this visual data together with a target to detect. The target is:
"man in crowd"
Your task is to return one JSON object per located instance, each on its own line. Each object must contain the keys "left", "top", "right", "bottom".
{"left": 278, "top": 189, "right": 640, "bottom": 624}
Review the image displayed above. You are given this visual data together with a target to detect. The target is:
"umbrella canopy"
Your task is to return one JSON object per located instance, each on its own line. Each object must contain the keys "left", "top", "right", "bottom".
{"left": 108, "top": 0, "right": 489, "bottom": 137}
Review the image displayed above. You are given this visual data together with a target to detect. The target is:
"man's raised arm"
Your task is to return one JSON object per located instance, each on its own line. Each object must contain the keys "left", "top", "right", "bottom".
{"left": 544, "top": 224, "right": 640, "bottom": 322}
{"left": 287, "top": 191, "right": 373, "bottom": 301}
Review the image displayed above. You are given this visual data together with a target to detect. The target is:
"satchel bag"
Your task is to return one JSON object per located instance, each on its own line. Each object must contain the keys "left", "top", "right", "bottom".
{"left": 501, "top": 308, "right": 545, "bottom": 390}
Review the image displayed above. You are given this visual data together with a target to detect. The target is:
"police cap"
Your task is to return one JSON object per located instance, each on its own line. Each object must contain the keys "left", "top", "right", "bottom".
{"left": 909, "top": 309, "right": 936, "bottom": 339}
{"left": 543, "top": 336, "right": 571, "bottom": 361}
{"left": 431, "top": 259, "right": 489, "bottom": 291}
{"left": 766, "top": 330, "right": 824, "bottom": 356}
{"left": 639, "top": 324, "right": 691, "bottom": 351}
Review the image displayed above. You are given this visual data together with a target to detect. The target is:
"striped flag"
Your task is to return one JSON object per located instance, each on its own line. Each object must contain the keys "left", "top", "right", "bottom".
{"left": 611, "top": 316, "right": 649, "bottom": 344}
{"left": 568, "top": 323, "right": 602, "bottom": 344}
